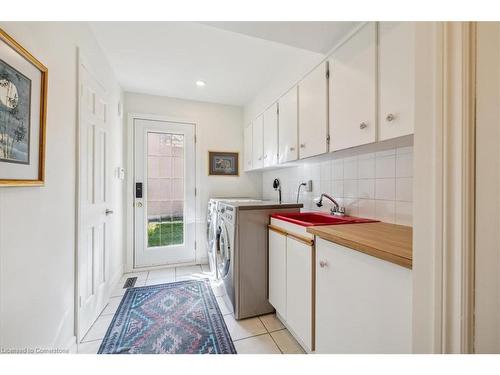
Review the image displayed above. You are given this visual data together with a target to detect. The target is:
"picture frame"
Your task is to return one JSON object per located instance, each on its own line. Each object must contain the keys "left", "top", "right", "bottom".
{"left": 0, "top": 28, "right": 48, "bottom": 186}
{"left": 208, "top": 151, "right": 239, "bottom": 176}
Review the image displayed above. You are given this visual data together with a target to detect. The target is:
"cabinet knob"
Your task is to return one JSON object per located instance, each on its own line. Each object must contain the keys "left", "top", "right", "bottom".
{"left": 319, "top": 260, "right": 328, "bottom": 268}
{"left": 386, "top": 113, "right": 395, "bottom": 122}
{"left": 264, "top": 154, "right": 268, "bottom": 159}
{"left": 290, "top": 147, "right": 295, "bottom": 151}
{"left": 300, "top": 143, "right": 306, "bottom": 148}
{"left": 359, "top": 122, "right": 368, "bottom": 130}
{"left": 258, "top": 156, "right": 262, "bottom": 161}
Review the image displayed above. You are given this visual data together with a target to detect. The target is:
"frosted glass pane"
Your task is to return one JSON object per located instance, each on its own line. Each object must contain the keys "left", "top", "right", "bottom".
{"left": 146, "top": 131, "right": 184, "bottom": 248}
{"left": 158, "top": 157, "right": 172, "bottom": 178}
{"left": 148, "top": 156, "right": 160, "bottom": 178}
{"left": 172, "top": 157, "right": 183, "bottom": 178}
{"left": 172, "top": 179, "right": 183, "bottom": 200}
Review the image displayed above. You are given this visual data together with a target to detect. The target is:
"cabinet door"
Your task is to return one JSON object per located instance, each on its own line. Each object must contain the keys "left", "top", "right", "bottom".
{"left": 329, "top": 22, "right": 376, "bottom": 151}
{"left": 263, "top": 103, "right": 279, "bottom": 167}
{"left": 315, "top": 238, "right": 411, "bottom": 353}
{"left": 278, "top": 86, "right": 298, "bottom": 163}
{"left": 286, "top": 237, "right": 313, "bottom": 351}
{"left": 252, "top": 115, "right": 264, "bottom": 169}
{"left": 243, "top": 124, "right": 253, "bottom": 171}
{"left": 298, "top": 62, "right": 329, "bottom": 159}
{"left": 378, "top": 22, "right": 416, "bottom": 140}
{"left": 268, "top": 229, "right": 287, "bottom": 318}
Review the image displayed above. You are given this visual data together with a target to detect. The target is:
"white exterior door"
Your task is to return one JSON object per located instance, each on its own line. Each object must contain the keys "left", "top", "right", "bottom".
{"left": 134, "top": 119, "right": 196, "bottom": 267}
{"left": 78, "top": 63, "right": 112, "bottom": 339}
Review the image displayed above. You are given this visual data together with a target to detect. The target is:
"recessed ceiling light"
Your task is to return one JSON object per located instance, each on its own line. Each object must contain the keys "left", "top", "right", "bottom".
{"left": 196, "top": 80, "right": 206, "bottom": 87}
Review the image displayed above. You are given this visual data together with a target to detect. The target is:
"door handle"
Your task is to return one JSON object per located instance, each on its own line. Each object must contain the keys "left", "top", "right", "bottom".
{"left": 105, "top": 209, "right": 114, "bottom": 215}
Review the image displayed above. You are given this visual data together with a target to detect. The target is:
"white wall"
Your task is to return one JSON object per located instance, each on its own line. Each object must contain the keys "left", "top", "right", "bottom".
{"left": 262, "top": 137, "right": 413, "bottom": 226}
{"left": 0, "top": 22, "right": 124, "bottom": 351}
{"left": 124, "top": 92, "right": 262, "bottom": 264}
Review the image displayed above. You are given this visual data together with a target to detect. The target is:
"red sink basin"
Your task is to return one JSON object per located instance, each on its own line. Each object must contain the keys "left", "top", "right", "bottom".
{"left": 271, "top": 212, "right": 378, "bottom": 227}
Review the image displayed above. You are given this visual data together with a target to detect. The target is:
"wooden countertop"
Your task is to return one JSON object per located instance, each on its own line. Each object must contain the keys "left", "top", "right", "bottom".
{"left": 307, "top": 222, "right": 413, "bottom": 269}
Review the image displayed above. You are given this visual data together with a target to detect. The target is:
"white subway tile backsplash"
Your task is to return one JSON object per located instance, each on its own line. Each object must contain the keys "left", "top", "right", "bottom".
{"left": 396, "top": 152, "right": 413, "bottom": 178}
{"left": 343, "top": 157, "right": 358, "bottom": 179}
{"left": 396, "top": 201, "right": 413, "bottom": 226}
{"left": 375, "top": 178, "right": 396, "bottom": 200}
{"left": 343, "top": 179, "right": 358, "bottom": 198}
{"left": 375, "top": 200, "right": 396, "bottom": 223}
{"left": 358, "top": 156, "right": 375, "bottom": 179}
{"left": 332, "top": 160, "right": 344, "bottom": 180}
{"left": 358, "top": 179, "right": 375, "bottom": 199}
{"left": 396, "top": 178, "right": 413, "bottom": 202}
{"left": 375, "top": 155, "right": 396, "bottom": 178}
{"left": 331, "top": 180, "right": 343, "bottom": 197}
{"left": 262, "top": 141, "right": 413, "bottom": 226}
{"left": 357, "top": 199, "right": 376, "bottom": 219}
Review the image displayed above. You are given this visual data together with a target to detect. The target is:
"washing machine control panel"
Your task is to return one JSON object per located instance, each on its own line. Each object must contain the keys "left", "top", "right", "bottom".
{"left": 219, "top": 204, "right": 236, "bottom": 225}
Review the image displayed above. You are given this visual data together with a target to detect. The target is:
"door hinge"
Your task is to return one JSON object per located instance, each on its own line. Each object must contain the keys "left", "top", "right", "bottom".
{"left": 326, "top": 69, "right": 330, "bottom": 79}
{"left": 194, "top": 135, "right": 197, "bottom": 143}
{"left": 195, "top": 188, "right": 197, "bottom": 196}
{"left": 277, "top": 105, "right": 279, "bottom": 115}
{"left": 194, "top": 241, "right": 197, "bottom": 250}
{"left": 326, "top": 134, "right": 331, "bottom": 144}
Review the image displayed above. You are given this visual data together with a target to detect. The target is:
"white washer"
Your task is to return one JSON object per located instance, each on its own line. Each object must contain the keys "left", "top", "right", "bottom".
{"left": 206, "top": 198, "right": 261, "bottom": 279}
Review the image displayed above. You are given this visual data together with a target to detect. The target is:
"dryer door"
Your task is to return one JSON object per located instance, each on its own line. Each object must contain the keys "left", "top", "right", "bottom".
{"left": 217, "top": 220, "right": 232, "bottom": 279}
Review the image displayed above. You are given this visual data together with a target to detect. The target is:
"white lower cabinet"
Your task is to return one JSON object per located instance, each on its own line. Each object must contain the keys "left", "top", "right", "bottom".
{"left": 285, "top": 237, "right": 313, "bottom": 352}
{"left": 315, "top": 238, "right": 412, "bottom": 353}
{"left": 268, "top": 229, "right": 287, "bottom": 319}
{"left": 268, "top": 226, "right": 314, "bottom": 352}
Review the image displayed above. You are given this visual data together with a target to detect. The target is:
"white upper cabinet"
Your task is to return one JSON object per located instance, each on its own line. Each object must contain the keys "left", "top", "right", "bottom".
{"left": 378, "top": 22, "right": 416, "bottom": 141}
{"left": 278, "top": 86, "right": 298, "bottom": 163}
{"left": 263, "top": 103, "right": 279, "bottom": 167}
{"left": 243, "top": 124, "right": 253, "bottom": 171}
{"left": 329, "top": 22, "right": 376, "bottom": 151}
{"left": 298, "top": 61, "right": 329, "bottom": 159}
{"left": 252, "top": 115, "right": 264, "bottom": 169}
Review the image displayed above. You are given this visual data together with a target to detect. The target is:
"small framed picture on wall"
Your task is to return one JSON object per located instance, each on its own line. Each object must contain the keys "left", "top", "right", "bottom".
{"left": 0, "top": 28, "right": 48, "bottom": 186}
{"left": 208, "top": 151, "right": 239, "bottom": 176}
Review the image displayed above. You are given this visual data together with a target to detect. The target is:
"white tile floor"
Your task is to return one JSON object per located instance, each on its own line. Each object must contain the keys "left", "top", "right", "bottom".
{"left": 77, "top": 264, "right": 305, "bottom": 354}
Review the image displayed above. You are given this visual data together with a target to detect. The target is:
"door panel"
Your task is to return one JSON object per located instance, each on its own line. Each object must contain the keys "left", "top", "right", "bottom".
{"left": 263, "top": 103, "right": 278, "bottom": 167}
{"left": 378, "top": 22, "right": 416, "bottom": 140}
{"left": 330, "top": 22, "right": 376, "bottom": 151}
{"left": 244, "top": 124, "right": 253, "bottom": 171}
{"left": 268, "top": 229, "right": 287, "bottom": 318}
{"left": 286, "top": 237, "right": 313, "bottom": 351}
{"left": 78, "top": 63, "right": 111, "bottom": 340}
{"left": 252, "top": 115, "right": 264, "bottom": 169}
{"left": 278, "top": 86, "right": 298, "bottom": 163}
{"left": 134, "top": 119, "right": 196, "bottom": 267}
{"left": 298, "top": 62, "right": 329, "bottom": 159}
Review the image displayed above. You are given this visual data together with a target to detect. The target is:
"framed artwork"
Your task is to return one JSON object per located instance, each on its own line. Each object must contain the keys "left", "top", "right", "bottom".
{"left": 0, "top": 28, "right": 48, "bottom": 186}
{"left": 208, "top": 151, "right": 239, "bottom": 176}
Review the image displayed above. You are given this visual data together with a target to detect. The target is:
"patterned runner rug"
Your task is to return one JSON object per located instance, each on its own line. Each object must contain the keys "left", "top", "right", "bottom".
{"left": 98, "top": 279, "right": 236, "bottom": 354}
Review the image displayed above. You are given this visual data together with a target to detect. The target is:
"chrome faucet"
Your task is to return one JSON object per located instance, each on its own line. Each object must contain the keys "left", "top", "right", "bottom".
{"left": 314, "top": 193, "right": 345, "bottom": 216}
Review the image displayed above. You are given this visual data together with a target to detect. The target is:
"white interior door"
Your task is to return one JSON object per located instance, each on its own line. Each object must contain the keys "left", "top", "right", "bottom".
{"left": 134, "top": 119, "right": 196, "bottom": 267}
{"left": 78, "top": 62, "right": 111, "bottom": 340}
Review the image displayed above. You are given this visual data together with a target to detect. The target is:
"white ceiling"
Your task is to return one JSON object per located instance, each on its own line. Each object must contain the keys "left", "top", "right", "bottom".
{"left": 90, "top": 22, "right": 359, "bottom": 106}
